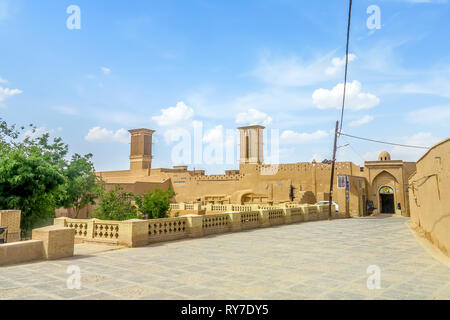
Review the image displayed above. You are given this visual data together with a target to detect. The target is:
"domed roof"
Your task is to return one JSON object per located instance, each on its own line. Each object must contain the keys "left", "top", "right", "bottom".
{"left": 378, "top": 151, "right": 391, "bottom": 161}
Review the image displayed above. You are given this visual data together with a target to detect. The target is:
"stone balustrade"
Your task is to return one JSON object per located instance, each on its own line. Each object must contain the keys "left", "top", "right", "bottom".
{"left": 170, "top": 202, "right": 328, "bottom": 216}
{"left": 54, "top": 217, "right": 147, "bottom": 248}
{"left": 0, "top": 204, "right": 345, "bottom": 267}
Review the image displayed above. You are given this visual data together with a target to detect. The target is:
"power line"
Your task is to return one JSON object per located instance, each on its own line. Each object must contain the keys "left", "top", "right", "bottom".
{"left": 338, "top": 132, "right": 430, "bottom": 149}
{"left": 340, "top": 136, "right": 366, "bottom": 163}
{"left": 339, "top": 0, "right": 353, "bottom": 133}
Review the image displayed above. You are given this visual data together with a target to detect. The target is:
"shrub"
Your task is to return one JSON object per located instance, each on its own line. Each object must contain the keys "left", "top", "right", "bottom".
{"left": 92, "top": 185, "right": 141, "bottom": 221}
{"left": 134, "top": 188, "right": 175, "bottom": 219}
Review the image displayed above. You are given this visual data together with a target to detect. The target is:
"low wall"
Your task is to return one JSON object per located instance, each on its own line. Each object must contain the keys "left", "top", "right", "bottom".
{"left": 58, "top": 204, "right": 346, "bottom": 247}
{"left": 172, "top": 202, "right": 331, "bottom": 215}
{"left": 0, "top": 225, "right": 75, "bottom": 267}
{"left": 409, "top": 138, "right": 450, "bottom": 257}
{"left": 0, "top": 240, "right": 44, "bottom": 266}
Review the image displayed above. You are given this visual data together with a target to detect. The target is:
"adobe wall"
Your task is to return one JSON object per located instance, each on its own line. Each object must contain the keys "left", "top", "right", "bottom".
{"left": 167, "top": 162, "right": 358, "bottom": 204}
{"left": 409, "top": 138, "right": 450, "bottom": 256}
{"left": 55, "top": 205, "right": 94, "bottom": 220}
{"left": 0, "top": 210, "right": 21, "bottom": 242}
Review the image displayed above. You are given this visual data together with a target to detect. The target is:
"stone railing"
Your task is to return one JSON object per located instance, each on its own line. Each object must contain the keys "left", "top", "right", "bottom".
{"left": 203, "top": 202, "right": 315, "bottom": 213}
{"left": 148, "top": 217, "right": 188, "bottom": 243}
{"left": 171, "top": 202, "right": 320, "bottom": 214}
{"left": 170, "top": 203, "right": 201, "bottom": 211}
{"left": 93, "top": 222, "right": 120, "bottom": 241}
{"left": 56, "top": 204, "right": 346, "bottom": 248}
{"left": 267, "top": 208, "right": 284, "bottom": 225}
{"left": 230, "top": 205, "right": 253, "bottom": 212}
{"left": 65, "top": 219, "right": 89, "bottom": 238}
{"left": 202, "top": 213, "right": 232, "bottom": 235}
{"left": 58, "top": 218, "right": 120, "bottom": 244}
{"left": 240, "top": 211, "right": 260, "bottom": 230}
{"left": 210, "top": 204, "right": 229, "bottom": 212}
{"left": 54, "top": 218, "right": 148, "bottom": 247}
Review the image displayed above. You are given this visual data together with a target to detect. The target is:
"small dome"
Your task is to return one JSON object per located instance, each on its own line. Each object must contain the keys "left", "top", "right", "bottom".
{"left": 378, "top": 151, "right": 391, "bottom": 161}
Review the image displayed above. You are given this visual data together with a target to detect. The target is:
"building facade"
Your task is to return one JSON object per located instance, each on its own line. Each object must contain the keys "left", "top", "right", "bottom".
{"left": 89, "top": 126, "right": 417, "bottom": 219}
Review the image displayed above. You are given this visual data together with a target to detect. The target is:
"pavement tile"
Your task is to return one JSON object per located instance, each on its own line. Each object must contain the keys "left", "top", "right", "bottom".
{"left": 1, "top": 216, "right": 449, "bottom": 300}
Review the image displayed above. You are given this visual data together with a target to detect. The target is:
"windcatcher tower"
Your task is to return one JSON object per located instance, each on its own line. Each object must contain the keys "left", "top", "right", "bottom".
{"left": 129, "top": 129, "right": 155, "bottom": 171}
{"left": 238, "top": 125, "right": 264, "bottom": 164}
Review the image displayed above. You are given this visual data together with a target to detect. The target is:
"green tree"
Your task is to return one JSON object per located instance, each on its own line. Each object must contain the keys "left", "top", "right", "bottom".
{"left": 0, "top": 148, "right": 65, "bottom": 234}
{"left": 56, "top": 153, "right": 100, "bottom": 218}
{"left": 93, "top": 185, "right": 141, "bottom": 221}
{"left": 0, "top": 118, "right": 99, "bottom": 235}
{"left": 134, "top": 188, "right": 175, "bottom": 219}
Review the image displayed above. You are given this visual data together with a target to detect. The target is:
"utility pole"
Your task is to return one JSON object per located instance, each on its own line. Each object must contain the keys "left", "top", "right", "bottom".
{"left": 328, "top": 121, "right": 339, "bottom": 220}
{"left": 329, "top": 0, "right": 353, "bottom": 219}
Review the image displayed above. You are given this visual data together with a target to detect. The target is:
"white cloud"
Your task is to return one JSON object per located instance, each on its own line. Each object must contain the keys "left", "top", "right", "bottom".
{"left": 233, "top": 89, "right": 312, "bottom": 113}
{"left": 95, "top": 110, "right": 145, "bottom": 127}
{"left": 23, "top": 127, "right": 49, "bottom": 140}
{"left": 0, "top": 86, "right": 22, "bottom": 106}
{"left": 392, "top": 77, "right": 450, "bottom": 98}
{"left": 0, "top": 77, "right": 8, "bottom": 84}
{"left": 251, "top": 54, "right": 332, "bottom": 87}
{"left": 280, "top": 130, "right": 329, "bottom": 144}
{"left": 325, "top": 54, "right": 357, "bottom": 76}
{"left": 101, "top": 67, "right": 111, "bottom": 75}
{"left": 349, "top": 115, "right": 374, "bottom": 127}
{"left": 362, "top": 150, "right": 381, "bottom": 162}
{"left": 312, "top": 80, "right": 380, "bottom": 110}
{"left": 363, "top": 132, "right": 442, "bottom": 162}
{"left": 235, "top": 109, "right": 272, "bottom": 126}
{"left": 85, "top": 127, "right": 129, "bottom": 144}
{"left": 408, "top": 106, "right": 450, "bottom": 124}
{"left": 311, "top": 153, "right": 327, "bottom": 162}
{"left": 163, "top": 128, "right": 190, "bottom": 144}
{"left": 390, "top": 132, "right": 442, "bottom": 161}
{"left": 152, "top": 101, "right": 194, "bottom": 127}
{"left": 203, "top": 125, "right": 224, "bottom": 144}
{"left": 185, "top": 85, "right": 313, "bottom": 122}
{"left": 250, "top": 52, "right": 359, "bottom": 88}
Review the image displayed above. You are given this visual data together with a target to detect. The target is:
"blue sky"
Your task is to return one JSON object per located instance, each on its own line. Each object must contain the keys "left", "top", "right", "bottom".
{"left": 1, "top": 0, "right": 449, "bottom": 173}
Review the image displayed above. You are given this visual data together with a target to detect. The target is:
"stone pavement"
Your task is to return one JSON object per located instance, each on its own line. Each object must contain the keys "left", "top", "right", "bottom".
{"left": 0, "top": 215, "right": 449, "bottom": 300}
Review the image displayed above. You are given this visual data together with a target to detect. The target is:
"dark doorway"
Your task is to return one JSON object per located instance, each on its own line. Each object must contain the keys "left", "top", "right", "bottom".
{"left": 362, "top": 195, "right": 367, "bottom": 216}
{"left": 380, "top": 194, "right": 394, "bottom": 213}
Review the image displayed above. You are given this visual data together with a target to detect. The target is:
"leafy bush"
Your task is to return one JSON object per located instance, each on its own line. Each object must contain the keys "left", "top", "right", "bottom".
{"left": 92, "top": 185, "right": 141, "bottom": 221}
